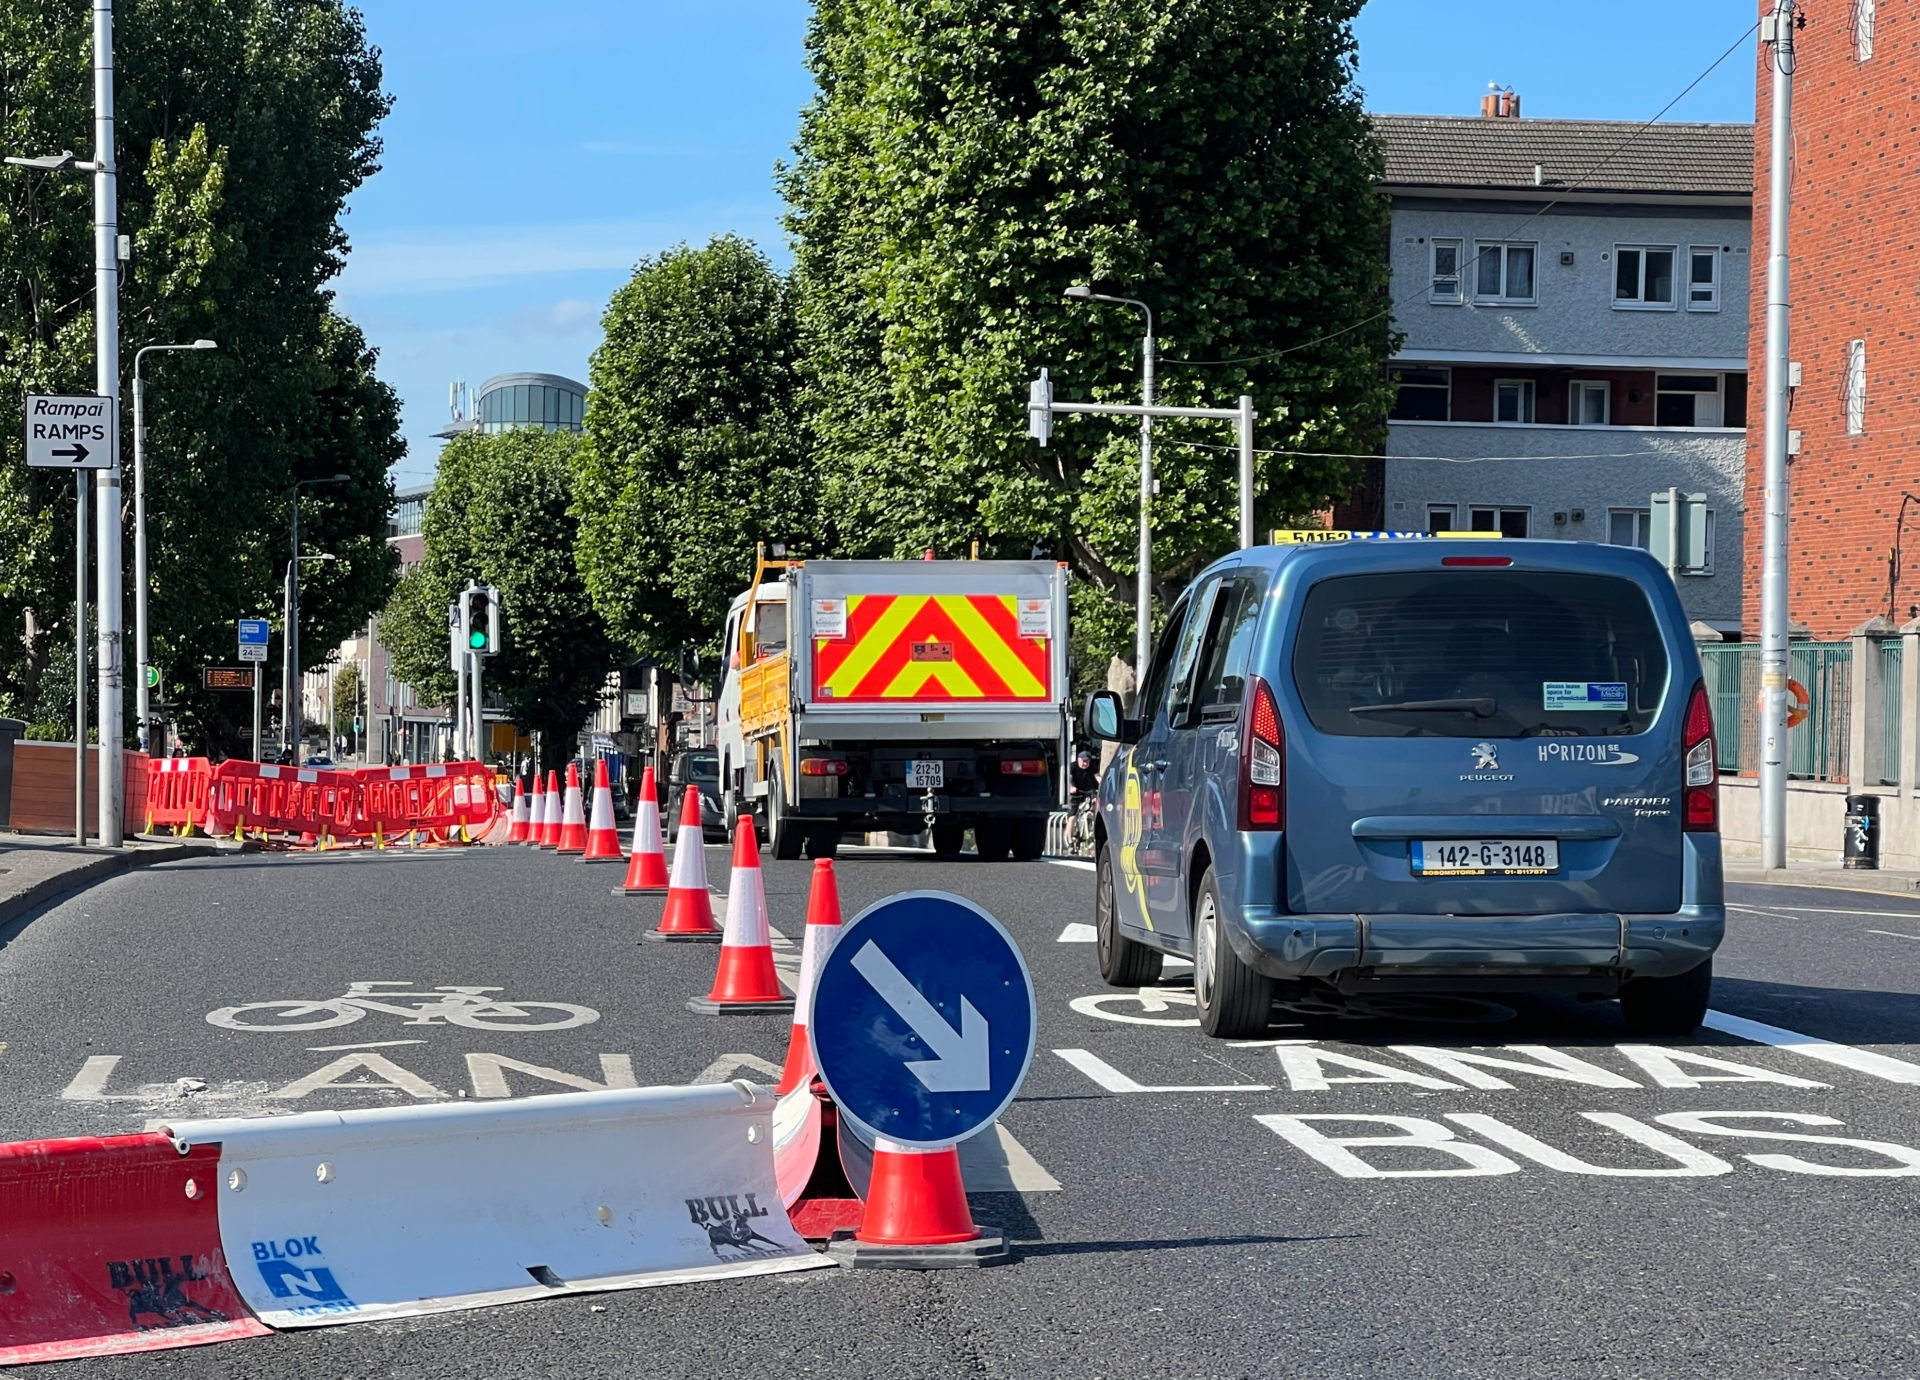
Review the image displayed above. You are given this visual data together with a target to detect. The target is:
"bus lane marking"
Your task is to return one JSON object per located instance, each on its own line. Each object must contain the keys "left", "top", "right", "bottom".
{"left": 1703, "top": 1009, "right": 1920, "bottom": 1085}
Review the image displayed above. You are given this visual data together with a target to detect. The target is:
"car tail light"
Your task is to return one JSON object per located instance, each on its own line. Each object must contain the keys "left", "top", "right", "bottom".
{"left": 1239, "top": 676, "right": 1284, "bottom": 831}
{"left": 1000, "top": 758, "right": 1047, "bottom": 776}
{"left": 1682, "top": 678, "right": 1717, "bottom": 832}
{"left": 1441, "top": 555, "right": 1513, "bottom": 567}
{"left": 799, "top": 757, "right": 849, "bottom": 777}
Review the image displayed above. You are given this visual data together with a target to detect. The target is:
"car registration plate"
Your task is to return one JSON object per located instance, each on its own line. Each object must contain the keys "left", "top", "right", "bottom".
{"left": 1411, "top": 839, "right": 1558, "bottom": 876}
{"left": 906, "top": 760, "right": 945, "bottom": 790}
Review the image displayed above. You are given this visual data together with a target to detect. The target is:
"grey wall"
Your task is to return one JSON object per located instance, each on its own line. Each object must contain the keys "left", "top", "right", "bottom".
{"left": 1383, "top": 422, "right": 1747, "bottom": 628}
{"left": 1390, "top": 202, "right": 1752, "bottom": 362}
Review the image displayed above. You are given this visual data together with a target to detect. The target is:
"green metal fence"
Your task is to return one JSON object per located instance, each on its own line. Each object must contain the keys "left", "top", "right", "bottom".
{"left": 1695, "top": 642, "right": 1853, "bottom": 783}
{"left": 1700, "top": 645, "right": 1744, "bottom": 773}
{"left": 1882, "top": 639, "right": 1903, "bottom": 786}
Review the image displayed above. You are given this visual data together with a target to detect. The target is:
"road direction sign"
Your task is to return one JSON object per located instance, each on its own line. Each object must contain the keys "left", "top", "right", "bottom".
{"left": 810, "top": 890, "right": 1035, "bottom": 1149}
{"left": 23, "top": 395, "right": 112, "bottom": 469}
{"left": 203, "top": 667, "right": 255, "bottom": 691}
{"left": 237, "top": 618, "right": 269, "bottom": 663}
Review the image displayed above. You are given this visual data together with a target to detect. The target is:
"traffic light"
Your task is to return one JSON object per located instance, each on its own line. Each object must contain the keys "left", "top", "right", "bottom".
{"left": 1027, "top": 369, "right": 1053, "bottom": 447}
{"left": 462, "top": 589, "right": 489, "bottom": 653}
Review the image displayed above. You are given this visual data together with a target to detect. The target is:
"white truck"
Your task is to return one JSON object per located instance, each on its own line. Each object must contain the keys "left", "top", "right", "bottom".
{"left": 715, "top": 551, "right": 1072, "bottom": 860}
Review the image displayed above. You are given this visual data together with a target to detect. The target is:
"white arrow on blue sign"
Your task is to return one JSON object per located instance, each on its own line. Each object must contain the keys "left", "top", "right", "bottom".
{"left": 810, "top": 890, "right": 1035, "bottom": 1150}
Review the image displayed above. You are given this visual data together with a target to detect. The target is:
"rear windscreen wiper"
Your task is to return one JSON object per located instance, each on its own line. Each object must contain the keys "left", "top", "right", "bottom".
{"left": 1349, "top": 698, "right": 1496, "bottom": 718}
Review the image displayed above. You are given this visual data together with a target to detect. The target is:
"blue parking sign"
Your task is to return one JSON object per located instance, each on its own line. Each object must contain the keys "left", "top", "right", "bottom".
{"left": 809, "top": 890, "right": 1035, "bottom": 1150}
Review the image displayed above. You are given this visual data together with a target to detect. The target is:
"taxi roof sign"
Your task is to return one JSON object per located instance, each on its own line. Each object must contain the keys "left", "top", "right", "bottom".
{"left": 1269, "top": 529, "right": 1500, "bottom": 544}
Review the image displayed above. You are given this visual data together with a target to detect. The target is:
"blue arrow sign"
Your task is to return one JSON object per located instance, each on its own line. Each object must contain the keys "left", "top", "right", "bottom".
{"left": 810, "top": 890, "right": 1035, "bottom": 1150}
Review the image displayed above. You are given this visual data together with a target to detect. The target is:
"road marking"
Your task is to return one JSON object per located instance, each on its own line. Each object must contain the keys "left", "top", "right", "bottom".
{"left": 1733, "top": 903, "right": 1920, "bottom": 920}
{"left": 1867, "top": 929, "right": 1920, "bottom": 941}
{"left": 956, "top": 1123, "right": 1062, "bottom": 1192}
{"left": 1704, "top": 1009, "right": 1920, "bottom": 1085}
{"left": 307, "top": 1039, "right": 429, "bottom": 1052}
{"left": 271, "top": 1052, "right": 445, "bottom": 1099}
{"left": 1058, "top": 923, "right": 1096, "bottom": 943}
{"left": 692, "top": 1052, "right": 784, "bottom": 1084}
{"left": 466, "top": 1053, "right": 636, "bottom": 1098}
{"left": 1046, "top": 858, "right": 1095, "bottom": 872}
{"left": 1069, "top": 989, "right": 1198, "bottom": 1026}
{"left": 62, "top": 1055, "right": 131, "bottom": 1101}
{"left": 1051, "top": 1048, "right": 1271, "bottom": 1094}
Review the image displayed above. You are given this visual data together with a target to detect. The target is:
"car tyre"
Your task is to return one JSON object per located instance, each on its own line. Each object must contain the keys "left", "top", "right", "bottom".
{"left": 1096, "top": 841, "right": 1163, "bottom": 987}
{"left": 1009, "top": 816, "right": 1047, "bottom": 861}
{"left": 931, "top": 823, "right": 966, "bottom": 858}
{"left": 1192, "top": 865, "right": 1273, "bottom": 1039}
{"left": 1618, "top": 958, "right": 1712, "bottom": 1037}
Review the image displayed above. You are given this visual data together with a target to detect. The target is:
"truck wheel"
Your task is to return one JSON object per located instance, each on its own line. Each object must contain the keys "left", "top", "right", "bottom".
{"left": 1192, "top": 865, "right": 1273, "bottom": 1038}
{"left": 1096, "top": 841, "right": 1162, "bottom": 987}
{"left": 768, "top": 769, "right": 803, "bottom": 860}
{"left": 1009, "top": 817, "right": 1047, "bottom": 861}
{"left": 931, "top": 823, "right": 965, "bottom": 858}
{"left": 974, "top": 821, "right": 1012, "bottom": 862}
{"left": 804, "top": 826, "right": 841, "bottom": 860}
{"left": 1618, "top": 959, "right": 1713, "bottom": 1037}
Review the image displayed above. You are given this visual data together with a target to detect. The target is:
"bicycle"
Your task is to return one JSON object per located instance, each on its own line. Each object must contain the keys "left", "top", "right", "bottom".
{"left": 206, "top": 981, "right": 600, "bottom": 1032}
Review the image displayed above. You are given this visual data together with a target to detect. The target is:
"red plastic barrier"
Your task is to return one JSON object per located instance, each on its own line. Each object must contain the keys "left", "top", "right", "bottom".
{"left": 143, "top": 757, "right": 212, "bottom": 834}
{"left": 355, "top": 762, "right": 500, "bottom": 842}
{"left": 200, "top": 760, "right": 500, "bottom": 843}
{"left": 0, "top": 1132, "right": 268, "bottom": 1364}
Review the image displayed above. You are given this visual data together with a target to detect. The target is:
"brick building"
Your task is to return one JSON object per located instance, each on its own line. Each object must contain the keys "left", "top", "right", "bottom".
{"left": 1744, "top": 0, "right": 1917, "bottom": 636}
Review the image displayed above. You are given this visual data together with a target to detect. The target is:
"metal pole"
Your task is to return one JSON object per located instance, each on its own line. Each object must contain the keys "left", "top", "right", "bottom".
{"left": 471, "top": 647, "right": 484, "bottom": 763}
{"left": 284, "top": 500, "right": 298, "bottom": 759}
{"left": 456, "top": 650, "right": 468, "bottom": 761}
{"left": 1760, "top": 0, "right": 1797, "bottom": 871}
{"left": 280, "top": 561, "right": 293, "bottom": 760}
{"left": 251, "top": 660, "right": 262, "bottom": 763}
{"left": 1666, "top": 485, "right": 1682, "bottom": 579}
{"left": 1237, "top": 395, "right": 1255, "bottom": 550}
{"left": 93, "top": 0, "right": 122, "bottom": 845}
{"left": 1136, "top": 323, "right": 1154, "bottom": 672}
{"left": 74, "top": 475, "right": 88, "bottom": 845}
{"left": 132, "top": 368, "right": 146, "bottom": 752}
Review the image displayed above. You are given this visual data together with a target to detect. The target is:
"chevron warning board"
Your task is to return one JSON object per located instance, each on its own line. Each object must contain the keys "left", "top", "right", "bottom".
{"left": 811, "top": 594, "right": 1051, "bottom": 703}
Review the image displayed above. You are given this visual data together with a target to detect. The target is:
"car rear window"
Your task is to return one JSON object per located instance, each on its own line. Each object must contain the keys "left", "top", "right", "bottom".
{"left": 681, "top": 753, "right": 719, "bottom": 781}
{"left": 1291, "top": 570, "right": 1669, "bottom": 738}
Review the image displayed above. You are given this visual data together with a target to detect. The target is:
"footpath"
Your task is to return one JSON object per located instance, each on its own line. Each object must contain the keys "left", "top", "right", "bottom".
{"left": 1725, "top": 857, "right": 1920, "bottom": 895}
{"left": 0, "top": 832, "right": 229, "bottom": 930}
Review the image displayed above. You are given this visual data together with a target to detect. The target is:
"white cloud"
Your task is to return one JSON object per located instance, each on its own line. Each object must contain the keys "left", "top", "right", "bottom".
{"left": 337, "top": 223, "right": 657, "bottom": 294}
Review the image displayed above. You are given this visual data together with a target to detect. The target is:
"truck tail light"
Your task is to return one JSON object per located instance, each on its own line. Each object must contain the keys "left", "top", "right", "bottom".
{"left": 1239, "top": 676, "right": 1285, "bottom": 831}
{"left": 1682, "top": 678, "right": 1717, "bottom": 833}
{"left": 1000, "top": 758, "right": 1047, "bottom": 776}
{"left": 799, "top": 757, "right": 849, "bottom": 777}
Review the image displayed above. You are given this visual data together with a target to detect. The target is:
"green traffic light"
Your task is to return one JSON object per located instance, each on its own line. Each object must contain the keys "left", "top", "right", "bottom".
{"left": 469, "top": 630, "right": 486, "bottom": 649}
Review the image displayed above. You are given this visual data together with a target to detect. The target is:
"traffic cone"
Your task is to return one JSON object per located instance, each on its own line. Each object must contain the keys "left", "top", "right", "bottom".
{"left": 557, "top": 763, "right": 589, "bottom": 853}
{"left": 645, "top": 786, "right": 722, "bottom": 943}
{"left": 617, "top": 766, "right": 669, "bottom": 894}
{"left": 523, "top": 773, "right": 543, "bottom": 846}
{"left": 581, "top": 758, "right": 624, "bottom": 862}
{"left": 507, "top": 775, "right": 530, "bottom": 844}
{"left": 540, "top": 769, "right": 562, "bottom": 848}
{"left": 687, "top": 816, "right": 794, "bottom": 1014}
{"left": 824, "top": 1139, "right": 1006, "bottom": 1267}
{"left": 776, "top": 859, "right": 843, "bottom": 1094}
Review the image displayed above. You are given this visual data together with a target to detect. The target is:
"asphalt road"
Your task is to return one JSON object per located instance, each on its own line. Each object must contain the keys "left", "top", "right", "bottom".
{"left": 2, "top": 842, "right": 1918, "bottom": 1378}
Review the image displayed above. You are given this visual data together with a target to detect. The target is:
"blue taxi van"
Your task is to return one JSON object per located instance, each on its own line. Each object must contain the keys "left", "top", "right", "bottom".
{"left": 1082, "top": 536, "right": 1724, "bottom": 1039}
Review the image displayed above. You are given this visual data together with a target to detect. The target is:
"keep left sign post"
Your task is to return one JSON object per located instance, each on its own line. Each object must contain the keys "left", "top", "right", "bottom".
{"left": 25, "top": 395, "right": 112, "bottom": 470}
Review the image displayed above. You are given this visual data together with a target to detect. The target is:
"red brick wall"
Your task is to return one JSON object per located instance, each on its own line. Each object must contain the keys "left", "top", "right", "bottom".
{"left": 1746, "top": 4, "right": 1920, "bottom": 636}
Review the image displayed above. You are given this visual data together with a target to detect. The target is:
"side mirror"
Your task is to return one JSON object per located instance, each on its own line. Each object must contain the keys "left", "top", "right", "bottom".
{"left": 1083, "top": 690, "right": 1138, "bottom": 745}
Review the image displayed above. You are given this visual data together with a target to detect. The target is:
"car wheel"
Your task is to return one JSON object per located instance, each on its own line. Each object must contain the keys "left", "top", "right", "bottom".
{"left": 804, "top": 826, "right": 841, "bottom": 860}
{"left": 974, "top": 821, "right": 1012, "bottom": 862}
{"left": 1618, "top": 958, "right": 1712, "bottom": 1037}
{"left": 1096, "top": 841, "right": 1163, "bottom": 988}
{"left": 1009, "top": 816, "right": 1047, "bottom": 861}
{"left": 931, "top": 823, "right": 965, "bottom": 858}
{"left": 1192, "top": 865, "right": 1273, "bottom": 1039}
{"left": 769, "top": 768, "right": 802, "bottom": 861}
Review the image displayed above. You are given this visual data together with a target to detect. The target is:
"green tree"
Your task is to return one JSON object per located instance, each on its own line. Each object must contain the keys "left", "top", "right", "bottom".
{"left": 0, "top": 0, "right": 401, "bottom": 754}
{"left": 783, "top": 0, "right": 1396, "bottom": 664}
{"left": 573, "top": 235, "right": 814, "bottom": 661}
{"left": 381, "top": 428, "right": 618, "bottom": 769}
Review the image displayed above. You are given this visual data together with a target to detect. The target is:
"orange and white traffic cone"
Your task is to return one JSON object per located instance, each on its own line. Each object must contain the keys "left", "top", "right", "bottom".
{"left": 776, "top": 859, "right": 843, "bottom": 1094}
{"left": 687, "top": 816, "right": 794, "bottom": 1014}
{"left": 617, "top": 766, "right": 669, "bottom": 894}
{"left": 644, "top": 786, "right": 722, "bottom": 943}
{"left": 581, "top": 758, "right": 624, "bottom": 862}
{"left": 556, "top": 763, "right": 589, "bottom": 854}
{"left": 542, "top": 769, "right": 565, "bottom": 848}
{"left": 507, "top": 775, "right": 530, "bottom": 844}
{"left": 534, "top": 770, "right": 555, "bottom": 847}
{"left": 825, "top": 1139, "right": 1006, "bottom": 1267}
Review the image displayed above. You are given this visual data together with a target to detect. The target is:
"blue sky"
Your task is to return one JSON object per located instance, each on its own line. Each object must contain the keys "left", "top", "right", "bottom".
{"left": 340, "top": 1, "right": 1758, "bottom": 486}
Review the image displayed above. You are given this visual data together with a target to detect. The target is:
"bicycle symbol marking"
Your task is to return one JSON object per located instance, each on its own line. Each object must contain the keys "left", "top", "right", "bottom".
{"left": 206, "top": 981, "right": 600, "bottom": 1033}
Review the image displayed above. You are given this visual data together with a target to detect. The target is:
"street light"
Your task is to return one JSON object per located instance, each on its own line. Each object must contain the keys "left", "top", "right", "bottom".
{"left": 1064, "top": 284, "right": 1155, "bottom": 675}
{"left": 132, "top": 338, "right": 217, "bottom": 753}
{"left": 283, "top": 476, "right": 348, "bottom": 757}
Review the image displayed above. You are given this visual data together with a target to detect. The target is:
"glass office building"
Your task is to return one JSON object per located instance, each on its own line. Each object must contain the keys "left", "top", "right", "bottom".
{"left": 474, "top": 372, "right": 586, "bottom": 434}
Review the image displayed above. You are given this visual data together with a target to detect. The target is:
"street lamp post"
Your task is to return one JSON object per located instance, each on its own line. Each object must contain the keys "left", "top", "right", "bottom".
{"left": 1064, "top": 286, "right": 1156, "bottom": 674}
{"left": 282, "top": 474, "right": 347, "bottom": 758}
{"left": 132, "top": 339, "right": 216, "bottom": 754}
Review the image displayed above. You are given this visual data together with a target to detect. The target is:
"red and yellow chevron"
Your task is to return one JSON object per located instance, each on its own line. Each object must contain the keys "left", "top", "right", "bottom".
{"left": 812, "top": 595, "right": 1051, "bottom": 703}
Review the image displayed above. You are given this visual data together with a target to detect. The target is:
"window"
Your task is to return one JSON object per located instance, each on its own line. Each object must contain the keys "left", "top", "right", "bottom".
{"left": 1656, "top": 374, "right": 1722, "bottom": 428}
{"left": 1846, "top": 339, "right": 1867, "bottom": 435}
{"left": 1614, "top": 245, "right": 1677, "bottom": 308}
{"left": 1426, "top": 504, "right": 1458, "bottom": 535}
{"left": 1163, "top": 576, "right": 1222, "bottom": 728}
{"left": 1389, "top": 366, "right": 1450, "bottom": 421}
{"left": 1494, "top": 379, "right": 1535, "bottom": 423}
{"left": 1189, "top": 572, "right": 1268, "bottom": 725}
{"left": 1570, "top": 381, "right": 1610, "bottom": 426}
{"left": 1473, "top": 242, "right": 1536, "bottom": 303}
{"left": 1856, "top": 0, "right": 1876, "bottom": 60}
{"left": 1138, "top": 593, "right": 1196, "bottom": 730}
{"left": 1430, "top": 239, "right": 1462, "bottom": 303}
{"left": 1470, "top": 506, "right": 1530, "bottom": 539}
{"left": 1609, "top": 508, "right": 1652, "bottom": 549}
{"left": 1687, "top": 247, "right": 1719, "bottom": 310}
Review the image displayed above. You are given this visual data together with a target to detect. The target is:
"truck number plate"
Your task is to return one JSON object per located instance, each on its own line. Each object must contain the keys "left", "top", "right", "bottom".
{"left": 906, "top": 760, "right": 945, "bottom": 790}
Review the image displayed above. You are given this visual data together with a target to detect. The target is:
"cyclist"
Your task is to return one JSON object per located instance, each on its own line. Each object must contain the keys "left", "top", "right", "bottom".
{"left": 1066, "top": 746, "right": 1100, "bottom": 849}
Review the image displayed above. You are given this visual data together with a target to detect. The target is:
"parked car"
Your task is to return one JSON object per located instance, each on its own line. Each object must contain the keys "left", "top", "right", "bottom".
{"left": 669, "top": 749, "right": 726, "bottom": 841}
{"left": 1081, "top": 536, "right": 1724, "bottom": 1039}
